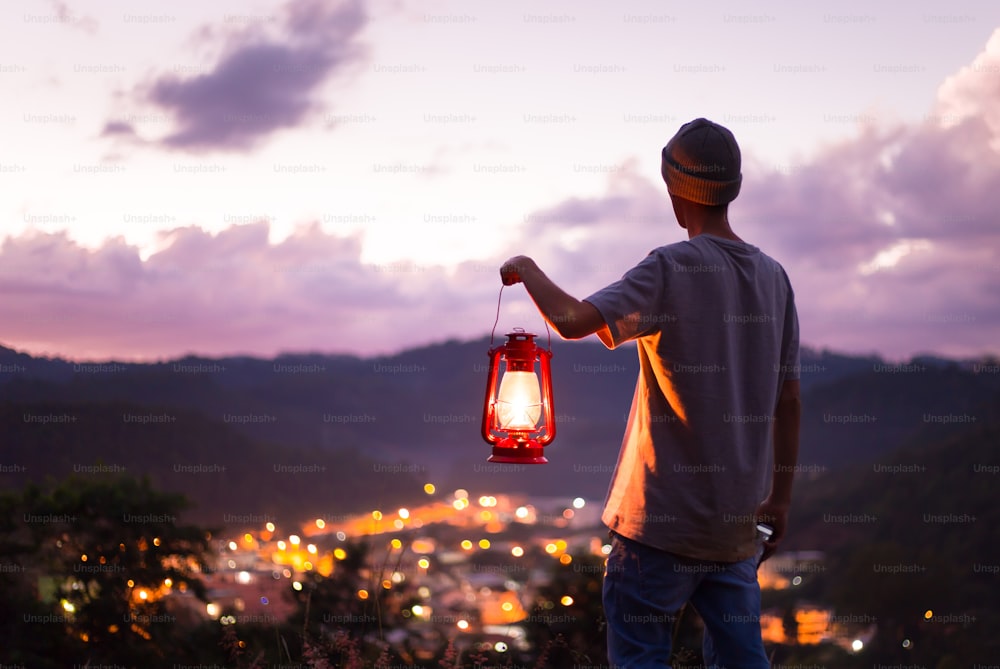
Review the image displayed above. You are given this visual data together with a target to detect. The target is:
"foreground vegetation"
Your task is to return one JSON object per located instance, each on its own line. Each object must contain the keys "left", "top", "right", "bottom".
{"left": 3, "top": 406, "right": 999, "bottom": 669}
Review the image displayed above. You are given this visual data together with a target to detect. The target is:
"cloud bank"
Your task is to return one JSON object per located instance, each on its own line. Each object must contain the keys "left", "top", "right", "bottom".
{"left": 5, "top": 29, "right": 1000, "bottom": 361}
{"left": 0, "top": 222, "right": 504, "bottom": 361}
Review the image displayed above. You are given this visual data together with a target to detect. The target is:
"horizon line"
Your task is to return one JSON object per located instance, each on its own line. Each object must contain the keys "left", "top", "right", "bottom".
{"left": 1, "top": 337, "right": 996, "bottom": 368}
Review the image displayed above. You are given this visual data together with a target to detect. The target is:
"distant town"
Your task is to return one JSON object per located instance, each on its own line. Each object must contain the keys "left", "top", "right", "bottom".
{"left": 126, "top": 486, "right": 877, "bottom": 658}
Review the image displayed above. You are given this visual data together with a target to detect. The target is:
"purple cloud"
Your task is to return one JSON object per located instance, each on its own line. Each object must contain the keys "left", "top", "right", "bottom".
{"left": 4, "top": 30, "right": 999, "bottom": 362}
{"left": 0, "top": 223, "right": 501, "bottom": 361}
{"left": 49, "top": 0, "right": 99, "bottom": 34}
{"left": 144, "top": 0, "right": 365, "bottom": 151}
{"left": 100, "top": 121, "right": 135, "bottom": 137}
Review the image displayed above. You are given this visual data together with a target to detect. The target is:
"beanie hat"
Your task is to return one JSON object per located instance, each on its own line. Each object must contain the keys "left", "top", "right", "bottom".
{"left": 661, "top": 118, "right": 742, "bottom": 206}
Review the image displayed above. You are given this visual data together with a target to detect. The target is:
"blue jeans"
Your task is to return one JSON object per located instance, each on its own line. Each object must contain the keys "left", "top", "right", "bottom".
{"left": 603, "top": 531, "right": 769, "bottom": 668}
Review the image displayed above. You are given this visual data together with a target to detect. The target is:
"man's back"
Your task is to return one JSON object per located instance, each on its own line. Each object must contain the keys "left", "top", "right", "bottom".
{"left": 586, "top": 233, "right": 799, "bottom": 561}
{"left": 499, "top": 117, "right": 799, "bottom": 668}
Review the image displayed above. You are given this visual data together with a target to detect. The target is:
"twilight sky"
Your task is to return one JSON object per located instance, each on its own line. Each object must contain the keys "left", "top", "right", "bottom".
{"left": 1, "top": 0, "right": 998, "bottom": 362}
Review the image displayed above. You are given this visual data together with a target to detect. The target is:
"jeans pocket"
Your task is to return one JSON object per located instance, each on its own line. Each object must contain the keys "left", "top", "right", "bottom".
{"left": 731, "top": 549, "right": 764, "bottom": 585}
{"left": 604, "top": 531, "right": 629, "bottom": 580}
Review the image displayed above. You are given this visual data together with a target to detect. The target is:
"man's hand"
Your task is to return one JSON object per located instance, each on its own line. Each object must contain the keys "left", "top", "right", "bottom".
{"left": 755, "top": 496, "right": 790, "bottom": 563}
{"left": 496, "top": 255, "right": 608, "bottom": 341}
{"left": 500, "top": 255, "right": 536, "bottom": 286}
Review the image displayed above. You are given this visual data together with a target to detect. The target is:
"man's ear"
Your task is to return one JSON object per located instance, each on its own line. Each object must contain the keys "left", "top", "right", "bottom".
{"left": 670, "top": 194, "right": 686, "bottom": 229}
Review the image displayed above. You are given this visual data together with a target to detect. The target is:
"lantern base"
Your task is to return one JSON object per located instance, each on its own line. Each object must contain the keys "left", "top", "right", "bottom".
{"left": 488, "top": 439, "right": 548, "bottom": 465}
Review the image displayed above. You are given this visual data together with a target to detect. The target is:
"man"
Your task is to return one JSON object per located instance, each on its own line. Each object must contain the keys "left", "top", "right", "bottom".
{"left": 500, "top": 118, "right": 801, "bottom": 668}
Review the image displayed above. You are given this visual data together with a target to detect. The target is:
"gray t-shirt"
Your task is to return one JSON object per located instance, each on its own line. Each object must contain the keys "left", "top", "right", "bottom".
{"left": 585, "top": 233, "right": 799, "bottom": 562}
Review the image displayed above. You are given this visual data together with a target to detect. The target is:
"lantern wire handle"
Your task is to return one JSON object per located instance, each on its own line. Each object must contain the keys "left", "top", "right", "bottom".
{"left": 490, "top": 284, "right": 553, "bottom": 352}
{"left": 490, "top": 285, "right": 504, "bottom": 348}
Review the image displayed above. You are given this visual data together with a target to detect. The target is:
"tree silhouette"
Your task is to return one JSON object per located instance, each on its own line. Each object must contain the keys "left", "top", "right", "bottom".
{"left": 1, "top": 475, "right": 213, "bottom": 665}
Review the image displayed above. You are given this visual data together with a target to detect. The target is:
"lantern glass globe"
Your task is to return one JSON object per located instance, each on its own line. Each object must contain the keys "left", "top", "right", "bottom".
{"left": 495, "top": 370, "right": 542, "bottom": 430}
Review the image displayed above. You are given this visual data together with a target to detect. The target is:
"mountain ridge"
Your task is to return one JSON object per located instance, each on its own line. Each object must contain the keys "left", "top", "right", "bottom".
{"left": 3, "top": 337, "right": 998, "bottom": 509}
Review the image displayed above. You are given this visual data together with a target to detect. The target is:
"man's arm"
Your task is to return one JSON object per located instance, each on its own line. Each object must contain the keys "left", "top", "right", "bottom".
{"left": 500, "top": 255, "right": 609, "bottom": 341}
{"left": 756, "top": 378, "right": 801, "bottom": 561}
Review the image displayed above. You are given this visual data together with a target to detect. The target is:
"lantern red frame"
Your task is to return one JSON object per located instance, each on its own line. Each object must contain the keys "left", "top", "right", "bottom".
{"left": 481, "top": 330, "right": 556, "bottom": 464}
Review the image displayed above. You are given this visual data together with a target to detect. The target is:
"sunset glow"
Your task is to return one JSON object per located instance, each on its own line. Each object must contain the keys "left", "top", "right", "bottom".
{"left": 0, "top": 1, "right": 997, "bottom": 361}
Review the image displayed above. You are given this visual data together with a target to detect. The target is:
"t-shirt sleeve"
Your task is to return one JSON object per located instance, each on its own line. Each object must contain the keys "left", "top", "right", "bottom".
{"left": 583, "top": 251, "right": 666, "bottom": 349}
{"left": 779, "top": 277, "right": 801, "bottom": 381}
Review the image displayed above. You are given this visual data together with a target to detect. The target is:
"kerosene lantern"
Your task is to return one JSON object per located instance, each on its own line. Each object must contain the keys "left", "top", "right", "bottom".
{"left": 481, "top": 328, "right": 556, "bottom": 464}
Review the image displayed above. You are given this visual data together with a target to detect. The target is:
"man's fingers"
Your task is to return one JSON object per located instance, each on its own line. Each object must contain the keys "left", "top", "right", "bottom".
{"left": 500, "top": 264, "right": 522, "bottom": 285}
{"left": 760, "top": 537, "right": 780, "bottom": 563}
